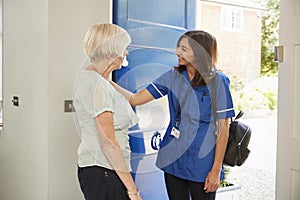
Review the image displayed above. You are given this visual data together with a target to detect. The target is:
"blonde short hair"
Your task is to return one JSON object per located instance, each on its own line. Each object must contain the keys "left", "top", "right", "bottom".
{"left": 84, "top": 23, "right": 131, "bottom": 63}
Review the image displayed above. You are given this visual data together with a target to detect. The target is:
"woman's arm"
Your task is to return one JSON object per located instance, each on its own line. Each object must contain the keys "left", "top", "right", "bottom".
{"left": 204, "top": 118, "right": 229, "bottom": 193}
{"left": 95, "top": 111, "right": 142, "bottom": 200}
{"left": 110, "top": 81, "right": 154, "bottom": 106}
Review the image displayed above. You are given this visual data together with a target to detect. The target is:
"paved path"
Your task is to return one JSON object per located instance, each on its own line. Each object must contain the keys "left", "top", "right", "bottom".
{"left": 226, "top": 114, "right": 277, "bottom": 200}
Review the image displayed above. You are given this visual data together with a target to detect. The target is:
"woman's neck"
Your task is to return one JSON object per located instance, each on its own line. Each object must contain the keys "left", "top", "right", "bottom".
{"left": 186, "top": 65, "right": 196, "bottom": 81}
{"left": 86, "top": 59, "right": 111, "bottom": 79}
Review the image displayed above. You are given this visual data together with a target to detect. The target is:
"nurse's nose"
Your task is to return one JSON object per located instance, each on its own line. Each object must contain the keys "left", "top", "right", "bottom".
{"left": 176, "top": 47, "right": 181, "bottom": 56}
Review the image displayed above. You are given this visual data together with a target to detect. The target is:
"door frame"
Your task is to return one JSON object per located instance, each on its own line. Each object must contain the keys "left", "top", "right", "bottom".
{"left": 276, "top": 0, "right": 300, "bottom": 199}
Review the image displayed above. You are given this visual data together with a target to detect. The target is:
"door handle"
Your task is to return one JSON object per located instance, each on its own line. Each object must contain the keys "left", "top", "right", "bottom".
{"left": 274, "top": 45, "right": 284, "bottom": 62}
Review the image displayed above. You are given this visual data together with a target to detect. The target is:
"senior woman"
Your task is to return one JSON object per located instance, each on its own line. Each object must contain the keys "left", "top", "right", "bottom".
{"left": 73, "top": 23, "right": 142, "bottom": 200}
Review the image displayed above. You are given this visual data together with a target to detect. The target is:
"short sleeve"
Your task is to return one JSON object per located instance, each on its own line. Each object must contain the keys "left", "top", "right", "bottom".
{"left": 146, "top": 69, "right": 174, "bottom": 99}
{"left": 215, "top": 73, "right": 235, "bottom": 119}
{"left": 93, "top": 78, "right": 114, "bottom": 118}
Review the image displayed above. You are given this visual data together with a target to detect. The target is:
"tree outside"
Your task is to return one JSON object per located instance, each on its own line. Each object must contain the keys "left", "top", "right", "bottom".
{"left": 224, "top": 1, "right": 280, "bottom": 199}
{"left": 230, "top": 0, "right": 280, "bottom": 116}
{"left": 259, "top": 0, "right": 280, "bottom": 76}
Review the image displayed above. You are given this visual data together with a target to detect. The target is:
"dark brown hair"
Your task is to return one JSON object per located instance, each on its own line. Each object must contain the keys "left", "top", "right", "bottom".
{"left": 174, "top": 30, "right": 218, "bottom": 86}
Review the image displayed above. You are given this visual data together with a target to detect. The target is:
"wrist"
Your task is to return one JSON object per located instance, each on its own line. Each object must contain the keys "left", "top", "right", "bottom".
{"left": 127, "top": 188, "right": 139, "bottom": 196}
{"left": 211, "top": 165, "right": 222, "bottom": 173}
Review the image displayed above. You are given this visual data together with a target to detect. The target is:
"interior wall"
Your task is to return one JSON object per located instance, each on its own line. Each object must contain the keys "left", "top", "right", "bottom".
{"left": 48, "top": 1, "right": 111, "bottom": 199}
{"left": 0, "top": 0, "right": 111, "bottom": 199}
{"left": 0, "top": 0, "right": 49, "bottom": 199}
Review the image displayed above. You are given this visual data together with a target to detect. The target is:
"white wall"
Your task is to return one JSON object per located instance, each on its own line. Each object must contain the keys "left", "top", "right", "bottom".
{"left": 0, "top": 0, "right": 111, "bottom": 199}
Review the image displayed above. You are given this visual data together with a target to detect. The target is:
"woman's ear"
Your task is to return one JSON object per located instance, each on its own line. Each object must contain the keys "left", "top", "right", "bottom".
{"left": 107, "top": 52, "right": 120, "bottom": 59}
{"left": 104, "top": 54, "right": 115, "bottom": 63}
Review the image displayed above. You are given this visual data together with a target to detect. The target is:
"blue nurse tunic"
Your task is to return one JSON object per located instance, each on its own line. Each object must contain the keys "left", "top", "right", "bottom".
{"left": 146, "top": 68, "right": 235, "bottom": 182}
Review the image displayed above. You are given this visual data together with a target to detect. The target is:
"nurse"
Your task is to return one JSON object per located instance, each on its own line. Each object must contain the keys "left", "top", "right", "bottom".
{"left": 111, "top": 30, "right": 235, "bottom": 200}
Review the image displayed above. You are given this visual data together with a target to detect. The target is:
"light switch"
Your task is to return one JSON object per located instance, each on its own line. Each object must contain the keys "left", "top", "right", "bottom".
{"left": 12, "top": 96, "right": 19, "bottom": 107}
{"left": 64, "top": 100, "right": 75, "bottom": 112}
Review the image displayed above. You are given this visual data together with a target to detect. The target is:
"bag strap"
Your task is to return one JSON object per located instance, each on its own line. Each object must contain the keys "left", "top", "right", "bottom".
{"left": 211, "top": 73, "right": 218, "bottom": 135}
{"left": 234, "top": 110, "right": 244, "bottom": 121}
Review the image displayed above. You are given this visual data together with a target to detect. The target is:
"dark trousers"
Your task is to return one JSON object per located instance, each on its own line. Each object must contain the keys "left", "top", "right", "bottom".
{"left": 164, "top": 172, "right": 216, "bottom": 200}
{"left": 78, "top": 166, "right": 130, "bottom": 200}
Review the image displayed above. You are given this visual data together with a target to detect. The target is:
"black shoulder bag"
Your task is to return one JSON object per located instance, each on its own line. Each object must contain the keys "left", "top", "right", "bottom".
{"left": 211, "top": 75, "right": 251, "bottom": 167}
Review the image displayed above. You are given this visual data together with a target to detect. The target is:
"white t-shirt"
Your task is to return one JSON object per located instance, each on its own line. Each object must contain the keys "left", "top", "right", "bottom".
{"left": 73, "top": 70, "right": 139, "bottom": 170}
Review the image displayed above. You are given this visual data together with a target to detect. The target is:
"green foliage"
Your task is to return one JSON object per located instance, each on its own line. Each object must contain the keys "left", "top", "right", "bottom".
{"left": 258, "top": 0, "right": 280, "bottom": 75}
{"left": 219, "top": 180, "right": 232, "bottom": 188}
{"left": 263, "top": 91, "right": 278, "bottom": 110}
{"left": 229, "top": 75, "right": 278, "bottom": 115}
{"left": 227, "top": 0, "right": 279, "bottom": 116}
{"left": 219, "top": 166, "right": 231, "bottom": 188}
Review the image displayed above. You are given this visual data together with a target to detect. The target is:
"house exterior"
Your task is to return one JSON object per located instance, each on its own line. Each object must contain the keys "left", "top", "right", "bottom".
{"left": 198, "top": 0, "right": 264, "bottom": 82}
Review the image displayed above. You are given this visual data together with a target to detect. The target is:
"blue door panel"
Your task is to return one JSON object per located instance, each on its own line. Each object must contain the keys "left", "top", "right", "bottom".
{"left": 113, "top": 1, "right": 196, "bottom": 199}
{"left": 128, "top": 0, "right": 186, "bottom": 28}
{"left": 128, "top": 27, "right": 183, "bottom": 51}
{"left": 114, "top": 0, "right": 196, "bottom": 30}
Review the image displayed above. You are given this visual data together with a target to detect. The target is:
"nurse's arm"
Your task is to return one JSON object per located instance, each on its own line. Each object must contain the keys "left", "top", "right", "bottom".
{"left": 129, "top": 89, "right": 154, "bottom": 106}
{"left": 110, "top": 81, "right": 154, "bottom": 106}
{"left": 213, "top": 118, "right": 230, "bottom": 170}
{"left": 204, "top": 118, "right": 230, "bottom": 192}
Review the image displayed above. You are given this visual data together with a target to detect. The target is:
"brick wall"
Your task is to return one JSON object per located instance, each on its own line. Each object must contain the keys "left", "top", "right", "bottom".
{"left": 199, "top": 3, "right": 262, "bottom": 83}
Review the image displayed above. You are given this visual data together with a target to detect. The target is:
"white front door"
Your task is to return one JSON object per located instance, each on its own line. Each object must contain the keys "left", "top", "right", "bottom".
{"left": 276, "top": 0, "right": 300, "bottom": 199}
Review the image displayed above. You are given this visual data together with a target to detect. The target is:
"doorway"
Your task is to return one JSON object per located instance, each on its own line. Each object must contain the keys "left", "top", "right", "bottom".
{"left": 113, "top": 0, "right": 279, "bottom": 199}
{"left": 199, "top": 0, "right": 278, "bottom": 199}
